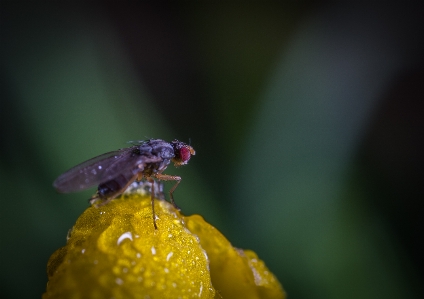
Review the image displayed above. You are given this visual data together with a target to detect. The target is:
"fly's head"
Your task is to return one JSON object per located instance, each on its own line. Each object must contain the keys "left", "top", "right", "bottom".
{"left": 170, "top": 140, "right": 195, "bottom": 167}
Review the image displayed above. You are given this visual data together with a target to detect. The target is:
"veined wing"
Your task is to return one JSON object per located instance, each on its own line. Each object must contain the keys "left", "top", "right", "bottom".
{"left": 53, "top": 148, "right": 162, "bottom": 193}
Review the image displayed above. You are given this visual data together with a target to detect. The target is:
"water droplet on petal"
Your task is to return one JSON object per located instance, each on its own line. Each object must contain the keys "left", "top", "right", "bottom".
{"left": 115, "top": 277, "right": 123, "bottom": 285}
{"left": 117, "top": 232, "right": 133, "bottom": 245}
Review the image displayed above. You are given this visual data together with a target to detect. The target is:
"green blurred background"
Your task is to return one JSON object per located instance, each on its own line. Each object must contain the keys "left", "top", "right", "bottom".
{"left": 1, "top": 2, "right": 423, "bottom": 298}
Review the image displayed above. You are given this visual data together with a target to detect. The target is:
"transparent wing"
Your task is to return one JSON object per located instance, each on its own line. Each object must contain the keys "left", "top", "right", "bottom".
{"left": 53, "top": 148, "right": 162, "bottom": 193}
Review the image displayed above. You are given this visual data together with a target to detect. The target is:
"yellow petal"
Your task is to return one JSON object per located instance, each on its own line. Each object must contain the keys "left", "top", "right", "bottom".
{"left": 185, "top": 215, "right": 285, "bottom": 299}
{"left": 43, "top": 194, "right": 285, "bottom": 299}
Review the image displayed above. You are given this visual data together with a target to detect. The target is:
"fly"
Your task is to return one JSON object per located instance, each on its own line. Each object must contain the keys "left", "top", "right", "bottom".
{"left": 53, "top": 139, "right": 195, "bottom": 229}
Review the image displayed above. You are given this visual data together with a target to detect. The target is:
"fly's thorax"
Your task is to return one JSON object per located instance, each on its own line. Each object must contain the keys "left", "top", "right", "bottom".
{"left": 157, "top": 159, "right": 172, "bottom": 172}
{"left": 137, "top": 139, "right": 175, "bottom": 160}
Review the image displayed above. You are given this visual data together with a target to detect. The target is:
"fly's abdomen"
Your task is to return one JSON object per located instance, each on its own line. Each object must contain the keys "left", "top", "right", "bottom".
{"left": 97, "top": 174, "right": 133, "bottom": 199}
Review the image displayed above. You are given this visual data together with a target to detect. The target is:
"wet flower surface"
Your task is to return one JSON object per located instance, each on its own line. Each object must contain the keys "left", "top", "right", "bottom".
{"left": 43, "top": 194, "right": 285, "bottom": 299}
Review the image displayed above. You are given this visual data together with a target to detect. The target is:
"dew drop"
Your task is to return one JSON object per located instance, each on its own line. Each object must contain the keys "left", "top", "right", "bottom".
{"left": 115, "top": 278, "right": 123, "bottom": 285}
{"left": 199, "top": 282, "right": 203, "bottom": 297}
{"left": 117, "top": 232, "right": 133, "bottom": 245}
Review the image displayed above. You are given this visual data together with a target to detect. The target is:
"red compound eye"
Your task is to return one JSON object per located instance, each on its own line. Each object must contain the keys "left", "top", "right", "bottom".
{"left": 171, "top": 140, "right": 195, "bottom": 166}
{"left": 179, "top": 146, "right": 191, "bottom": 162}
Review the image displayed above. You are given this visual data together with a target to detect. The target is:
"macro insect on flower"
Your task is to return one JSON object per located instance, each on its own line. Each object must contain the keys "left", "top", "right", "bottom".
{"left": 53, "top": 139, "right": 195, "bottom": 229}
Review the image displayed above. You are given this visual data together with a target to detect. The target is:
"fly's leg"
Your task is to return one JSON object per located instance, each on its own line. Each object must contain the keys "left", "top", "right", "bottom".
{"left": 154, "top": 173, "right": 182, "bottom": 210}
{"left": 89, "top": 193, "right": 117, "bottom": 208}
{"left": 147, "top": 177, "right": 158, "bottom": 230}
{"left": 88, "top": 193, "right": 101, "bottom": 206}
{"left": 138, "top": 173, "right": 159, "bottom": 230}
{"left": 89, "top": 192, "right": 113, "bottom": 207}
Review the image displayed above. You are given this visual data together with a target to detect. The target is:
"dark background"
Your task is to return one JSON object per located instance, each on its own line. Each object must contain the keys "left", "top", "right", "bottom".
{"left": 1, "top": 2, "right": 423, "bottom": 298}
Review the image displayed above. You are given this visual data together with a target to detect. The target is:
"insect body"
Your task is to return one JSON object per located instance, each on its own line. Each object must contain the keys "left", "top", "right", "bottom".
{"left": 53, "top": 139, "right": 195, "bottom": 229}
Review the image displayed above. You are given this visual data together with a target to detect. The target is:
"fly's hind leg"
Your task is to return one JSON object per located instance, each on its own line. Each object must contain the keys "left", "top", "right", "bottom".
{"left": 88, "top": 193, "right": 102, "bottom": 206}
{"left": 154, "top": 173, "right": 182, "bottom": 210}
{"left": 88, "top": 193, "right": 118, "bottom": 208}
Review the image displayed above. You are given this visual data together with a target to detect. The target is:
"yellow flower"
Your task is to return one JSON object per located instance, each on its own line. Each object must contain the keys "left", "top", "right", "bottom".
{"left": 43, "top": 193, "right": 285, "bottom": 299}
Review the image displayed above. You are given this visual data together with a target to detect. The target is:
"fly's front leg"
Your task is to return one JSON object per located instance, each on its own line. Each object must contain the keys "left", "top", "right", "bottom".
{"left": 154, "top": 173, "right": 181, "bottom": 210}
